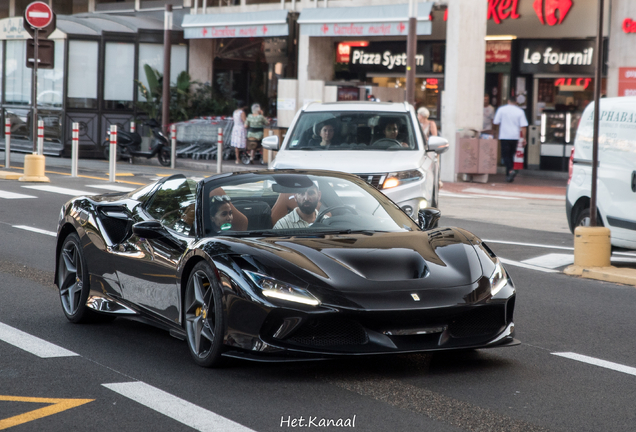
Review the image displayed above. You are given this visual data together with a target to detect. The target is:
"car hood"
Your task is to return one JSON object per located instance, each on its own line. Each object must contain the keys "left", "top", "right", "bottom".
{"left": 215, "top": 229, "right": 482, "bottom": 293}
{"left": 272, "top": 150, "right": 425, "bottom": 174}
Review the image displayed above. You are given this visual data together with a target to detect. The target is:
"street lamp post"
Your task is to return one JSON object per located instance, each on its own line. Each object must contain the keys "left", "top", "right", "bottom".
{"left": 590, "top": 0, "right": 604, "bottom": 226}
{"left": 162, "top": 4, "right": 173, "bottom": 135}
{"left": 406, "top": 0, "right": 417, "bottom": 105}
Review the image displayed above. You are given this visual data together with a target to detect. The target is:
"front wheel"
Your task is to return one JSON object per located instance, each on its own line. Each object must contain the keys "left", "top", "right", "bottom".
{"left": 58, "top": 233, "right": 94, "bottom": 323}
{"left": 184, "top": 262, "right": 226, "bottom": 367}
{"left": 574, "top": 207, "right": 604, "bottom": 228}
{"left": 158, "top": 147, "right": 171, "bottom": 166}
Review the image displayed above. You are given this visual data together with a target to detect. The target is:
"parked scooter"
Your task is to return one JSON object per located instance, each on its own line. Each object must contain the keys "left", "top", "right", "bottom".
{"left": 102, "top": 119, "right": 171, "bottom": 167}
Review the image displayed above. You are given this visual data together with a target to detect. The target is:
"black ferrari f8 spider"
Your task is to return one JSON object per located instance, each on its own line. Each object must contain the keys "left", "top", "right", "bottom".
{"left": 54, "top": 170, "right": 518, "bottom": 367}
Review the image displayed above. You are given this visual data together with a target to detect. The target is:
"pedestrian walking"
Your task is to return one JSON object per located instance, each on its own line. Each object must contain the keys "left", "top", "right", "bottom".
{"left": 231, "top": 106, "right": 248, "bottom": 164}
{"left": 493, "top": 95, "right": 528, "bottom": 182}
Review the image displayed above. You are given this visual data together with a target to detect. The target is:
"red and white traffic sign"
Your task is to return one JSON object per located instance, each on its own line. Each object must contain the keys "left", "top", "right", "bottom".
{"left": 24, "top": 2, "right": 53, "bottom": 29}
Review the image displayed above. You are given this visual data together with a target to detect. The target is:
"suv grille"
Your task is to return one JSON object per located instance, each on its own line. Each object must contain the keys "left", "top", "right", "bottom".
{"left": 356, "top": 174, "right": 386, "bottom": 190}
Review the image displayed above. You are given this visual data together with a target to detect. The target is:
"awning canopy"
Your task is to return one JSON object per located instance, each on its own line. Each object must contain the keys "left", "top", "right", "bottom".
{"left": 182, "top": 9, "right": 289, "bottom": 39}
{"left": 298, "top": 3, "right": 433, "bottom": 37}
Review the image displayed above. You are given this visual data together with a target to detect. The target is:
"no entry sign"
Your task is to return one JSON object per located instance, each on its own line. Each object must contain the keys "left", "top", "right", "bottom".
{"left": 24, "top": 2, "right": 53, "bottom": 29}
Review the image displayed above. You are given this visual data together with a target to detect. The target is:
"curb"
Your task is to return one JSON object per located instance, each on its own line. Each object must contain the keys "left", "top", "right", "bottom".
{"left": 564, "top": 265, "right": 636, "bottom": 286}
{"left": 0, "top": 170, "right": 21, "bottom": 180}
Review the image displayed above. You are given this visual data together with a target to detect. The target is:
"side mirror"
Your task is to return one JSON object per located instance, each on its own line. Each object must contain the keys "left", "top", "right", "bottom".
{"left": 132, "top": 220, "right": 168, "bottom": 240}
{"left": 418, "top": 208, "right": 441, "bottom": 230}
{"left": 427, "top": 136, "right": 449, "bottom": 155}
{"left": 261, "top": 135, "right": 280, "bottom": 151}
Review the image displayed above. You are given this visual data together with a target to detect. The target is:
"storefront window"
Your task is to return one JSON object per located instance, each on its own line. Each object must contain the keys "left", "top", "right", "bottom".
{"left": 138, "top": 44, "right": 188, "bottom": 100}
{"left": 5, "top": 40, "right": 31, "bottom": 105}
{"left": 104, "top": 42, "right": 135, "bottom": 110}
{"left": 67, "top": 40, "right": 98, "bottom": 109}
{"left": 37, "top": 40, "right": 64, "bottom": 108}
{"left": 370, "top": 77, "right": 443, "bottom": 119}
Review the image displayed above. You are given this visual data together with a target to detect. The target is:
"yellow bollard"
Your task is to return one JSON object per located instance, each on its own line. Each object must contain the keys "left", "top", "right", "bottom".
{"left": 19, "top": 153, "right": 50, "bottom": 183}
{"left": 573, "top": 226, "right": 611, "bottom": 268}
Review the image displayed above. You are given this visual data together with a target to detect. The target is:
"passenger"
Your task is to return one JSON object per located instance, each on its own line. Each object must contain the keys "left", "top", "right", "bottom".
{"left": 273, "top": 184, "right": 321, "bottom": 229}
{"left": 209, "top": 195, "right": 234, "bottom": 233}
{"left": 310, "top": 120, "right": 338, "bottom": 147}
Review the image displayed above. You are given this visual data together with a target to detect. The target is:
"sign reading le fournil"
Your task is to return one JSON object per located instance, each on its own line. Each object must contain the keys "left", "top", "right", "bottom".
{"left": 518, "top": 40, "right": 596, "bottom": 75}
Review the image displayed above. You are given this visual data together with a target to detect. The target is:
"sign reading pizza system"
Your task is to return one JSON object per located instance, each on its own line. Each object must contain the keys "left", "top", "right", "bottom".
{"left": 24, "top": 1, "right": 53, "bottom": 29}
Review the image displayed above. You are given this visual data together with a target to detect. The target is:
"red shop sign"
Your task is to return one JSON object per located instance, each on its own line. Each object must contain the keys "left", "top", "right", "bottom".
{"left": 486, "top": 41, "right": 511, "bottom": 63}
{"left": 336, "top": 41, "right": 369, "bottom": 63}
{"left": 487, "top": 0, "right": 520, "bottom": 24}
{"left": 623, "top": 18, "right": 636, "bottom": 34}
{"left": 618, "top": 67, "right": 636, "bottom": 97}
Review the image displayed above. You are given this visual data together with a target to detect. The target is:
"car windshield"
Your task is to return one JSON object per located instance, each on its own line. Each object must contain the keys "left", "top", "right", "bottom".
{"left": 286, "top": 111, "right": 418, "bottom": 151}
{"left": 202, "top": 172, "right": 419, "bottom": 237}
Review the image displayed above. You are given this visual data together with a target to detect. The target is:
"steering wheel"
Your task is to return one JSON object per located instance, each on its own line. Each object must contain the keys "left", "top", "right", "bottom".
{"left": 315, "top": 205, "right": 358, "bottom": 224}
{"left": 372, "top": 138, "right": 402, "bottom": 149}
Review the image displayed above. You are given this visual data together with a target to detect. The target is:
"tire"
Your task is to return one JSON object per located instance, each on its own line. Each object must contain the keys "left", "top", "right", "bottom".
{"left": 57, "top": 233, "right": 95, "bottom": 323}
{"left": 158, "top": 147, "right": 171, "bottom": 166}
{"left": 241, "top": 152, "right": 251, "bottom": 165}
{"left": 574, "top": 208, "right": 604, "bottom": 228}
{"left": 184, "top": 262, "right": 226, "bottom": 367}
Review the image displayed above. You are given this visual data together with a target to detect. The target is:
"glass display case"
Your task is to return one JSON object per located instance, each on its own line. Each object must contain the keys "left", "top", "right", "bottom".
{"left": 539, "top": 110, "right": 581, "bottom": 171}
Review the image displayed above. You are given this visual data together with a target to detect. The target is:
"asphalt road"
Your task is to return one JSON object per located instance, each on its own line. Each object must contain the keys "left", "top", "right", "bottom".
{"left": 1, "top": 160, "right": 636, "bottom": 432}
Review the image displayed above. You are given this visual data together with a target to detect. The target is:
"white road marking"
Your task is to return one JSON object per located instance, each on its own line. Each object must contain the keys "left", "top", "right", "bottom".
{"left": 552, "top": 352, "right": 636, "bottom": 377}
{"left": 483, "top": 239, "right": 574, "bottom": 251}
{"left": 23, "top": 185, "right": 96, "bottom": 196}
{"left": 13, "top": 225, "right": 57, "bottom": 237}
{"left": 462, "top": 187, "right": 565, "bottom": 200}
{"left": 86, "top": 184, "right": 136, "bottom": 192}
{"left": 499, "top": 257, "right": 559, "bottom": 273}
{"left": 522, "top": 253, "right": 574, "bottom": 269}
{"left": 0, "top": 190, "right": 37, "bottom": 199}
{"left": 440, "top": 191, "right": 519, "bottom": 200}
{"left": 102, "top": 381, "right": 256, "bottom": 432}
{"left": 0, "top": 322, "right": 79, "bottom": 358}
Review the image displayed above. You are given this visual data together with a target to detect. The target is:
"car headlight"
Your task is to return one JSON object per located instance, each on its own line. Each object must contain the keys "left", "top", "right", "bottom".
{"left": 489, "top": 258, "right": 508, "bottom": 296}
{"left": 244, "top": 271, "right": 321, "bottom": 306}
{"left": 382, "top": 169, "right": 425, "bottom": 189}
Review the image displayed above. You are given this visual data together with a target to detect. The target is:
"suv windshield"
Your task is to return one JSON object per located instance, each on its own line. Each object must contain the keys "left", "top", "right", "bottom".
{"left": 286, "top": 111, "right": 418, "bottom": 151}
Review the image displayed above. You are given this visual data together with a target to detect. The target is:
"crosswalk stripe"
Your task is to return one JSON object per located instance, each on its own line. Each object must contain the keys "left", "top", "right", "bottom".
{"left": 440, "top": 191, "right": 519, "bottom": 200}
{"left": 462, "top": 187, "right": 565, "bottom": 200}
{"left": 521, "top": 253, "right": 574, "bottom": 269}
{"left": 13, "top": 225, "right": 57, "bottom": 237}
{"left": 0, "top": 190, "right": 37, "bottom": 199}
{"left": 102, "top": 381, "right": 256, "bottom": 432}
{"left": 499, "top": 257, "right": 559, "bottom": 273}
{"left": 0, "top": 322, "right": 79, "bottom": 358}
{"left": 86, "top": 184, "right": 136, "bottom": 192}
{"left": 22, "top": 185, "right": 96, "bottom": 196}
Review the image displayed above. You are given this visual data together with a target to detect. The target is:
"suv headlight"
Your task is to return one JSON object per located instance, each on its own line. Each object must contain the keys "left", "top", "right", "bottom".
{"left": 382, "top": 169, "right": 425, "bottom": 189}
{"left": 489, "top": 258, "right": 508, "bottom": 296}
{"left": 244, "top": 271, "right": 321, "bottom": 306}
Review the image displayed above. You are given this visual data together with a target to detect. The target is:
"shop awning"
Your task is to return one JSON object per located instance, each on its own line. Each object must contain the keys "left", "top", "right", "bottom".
{"left": 298, "top": 3, "right": 433, "bottom": 37}
{"left": 182, "top": 10, "right": 289, "bottom": 39}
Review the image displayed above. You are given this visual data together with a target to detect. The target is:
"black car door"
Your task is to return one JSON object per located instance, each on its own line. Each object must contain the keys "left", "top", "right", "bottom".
{"left": 116, "top": 176, "right": 197, "bottom": 323}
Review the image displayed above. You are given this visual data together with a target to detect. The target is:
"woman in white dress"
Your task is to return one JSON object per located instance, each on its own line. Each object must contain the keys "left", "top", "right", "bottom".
{"left": 231, "top": 106, "right": 247, "bottom": 164}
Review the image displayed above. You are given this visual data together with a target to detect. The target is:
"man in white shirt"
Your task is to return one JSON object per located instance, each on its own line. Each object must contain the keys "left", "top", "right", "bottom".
{"left": 493, "top": 96, "right": 528, "bottom": 182}
{"left": 273, "top": 185, "right": 321, "bottom": 229}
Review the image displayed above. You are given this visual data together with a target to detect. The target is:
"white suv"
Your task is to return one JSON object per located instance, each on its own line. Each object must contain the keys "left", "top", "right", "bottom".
{"left": 263, "top": 102, "right": 448, "bottom": 217}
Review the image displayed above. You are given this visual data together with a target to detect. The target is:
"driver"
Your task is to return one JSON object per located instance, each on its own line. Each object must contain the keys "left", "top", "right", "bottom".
{"left": 379, "top": 120, "right": 409, "bottom": 148}
{"left": 273, "top": 184, "right": 321, "bottom": 229}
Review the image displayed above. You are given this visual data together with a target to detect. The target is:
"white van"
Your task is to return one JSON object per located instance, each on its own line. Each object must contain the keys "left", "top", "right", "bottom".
{"left": 262, "top": 102, "right": 449, "bottom": 218}
{"left": 566, "top": 96, "right": 636, "bottom": 249}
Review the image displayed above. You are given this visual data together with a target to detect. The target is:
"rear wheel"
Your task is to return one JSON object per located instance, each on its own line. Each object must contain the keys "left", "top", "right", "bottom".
{"left": 158, "top": 147, "right": 171, "bottom": 166}
{"left": 240, "top": 151, "right": 251, "bottom": 165}
{"left": 58, "top": 233, "right": 94, "bottom": 323}
{"left": 184, "top": 262, "right": 226, "bottom": 367}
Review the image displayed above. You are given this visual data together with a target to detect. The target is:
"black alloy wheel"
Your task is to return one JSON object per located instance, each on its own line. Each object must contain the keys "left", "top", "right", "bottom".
{"left": 58, "top": 233, "right": 95, "bottom": 323}
{"left": 184, "top": 262, "right": 226, "bottom": 367}
{"left": 158, "top": 147, "right": 171, "bottom": 166}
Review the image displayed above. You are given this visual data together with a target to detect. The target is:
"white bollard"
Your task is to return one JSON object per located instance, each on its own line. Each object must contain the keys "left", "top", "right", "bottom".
{"left": 109, "top": 125, "right": 117, "bottom": 182}
{"left": 4, "top": 118, "right": 10, "bottom": 169}
{"left": 217, "top": 127, "right": 223, "bottom": 174}
{"left": 71, "top": 122, "right": 79, "bottom": 177}
{"left": 130, "top": 121, "right": 136, "bottom": 133}
{"left": 37, "top": 120, "right": 44, "bottom": 155}
{"left": 170, "top": 124, "right": 177, "bottom": 169}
